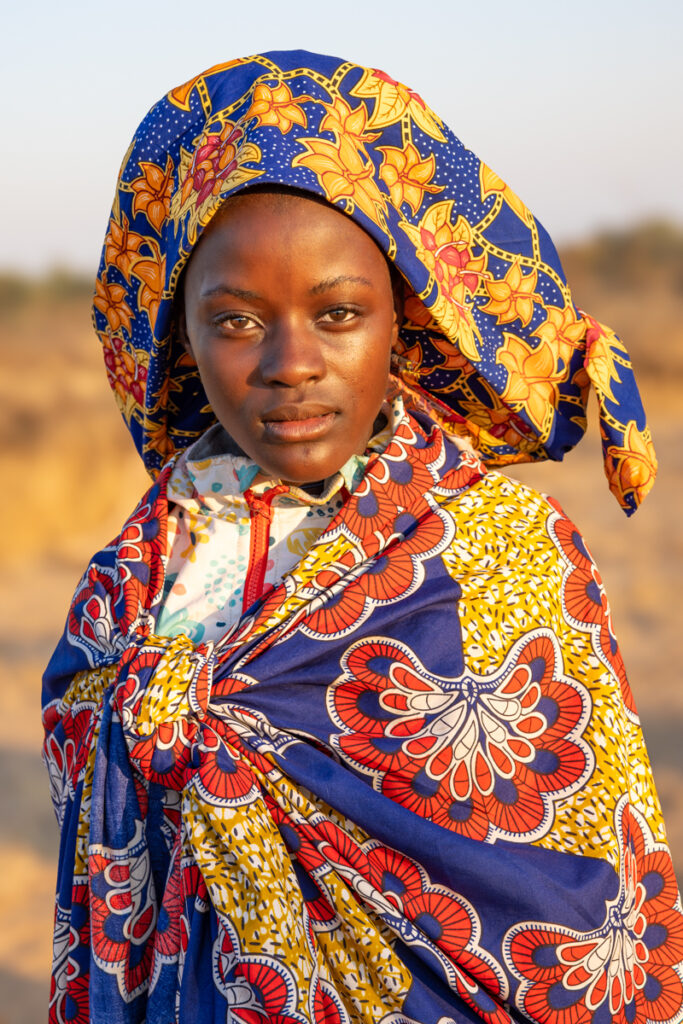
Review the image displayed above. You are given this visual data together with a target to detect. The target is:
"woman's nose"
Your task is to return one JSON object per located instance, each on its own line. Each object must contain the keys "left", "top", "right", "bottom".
{"left": 259, "top": 319, "right": 326, "bottom": 387}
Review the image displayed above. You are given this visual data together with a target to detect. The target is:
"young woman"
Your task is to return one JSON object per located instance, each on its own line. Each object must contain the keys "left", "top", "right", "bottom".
{"left": 42, "top": 50, "right": 682, "bottom": 1024}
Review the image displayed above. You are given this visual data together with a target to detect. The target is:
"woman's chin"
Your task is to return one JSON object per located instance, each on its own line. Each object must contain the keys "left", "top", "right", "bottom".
{"left": 254, "top": 444, "right": 356, "bottom": 487}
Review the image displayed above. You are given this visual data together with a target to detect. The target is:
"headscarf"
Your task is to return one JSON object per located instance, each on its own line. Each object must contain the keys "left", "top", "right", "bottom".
{"left": 93, "top": 49, "right": 655, "bottom": 514}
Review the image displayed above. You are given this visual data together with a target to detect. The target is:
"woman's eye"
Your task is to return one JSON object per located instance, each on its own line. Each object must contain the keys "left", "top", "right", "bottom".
{"left": 321, "top": 307, "right": 357, "bottom": 324}
{"left": 217, "top": 313, "right": 257, "bottom": 330}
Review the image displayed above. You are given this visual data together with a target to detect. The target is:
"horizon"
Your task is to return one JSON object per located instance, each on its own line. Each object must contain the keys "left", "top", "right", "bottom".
{"left": 2, "top": 215, "right": 682, "bottom": 282}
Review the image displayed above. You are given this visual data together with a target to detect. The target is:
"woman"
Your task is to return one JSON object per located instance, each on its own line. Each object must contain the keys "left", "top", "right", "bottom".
{"left": 42, "top": 50, "right": 682, "bottom": 1024}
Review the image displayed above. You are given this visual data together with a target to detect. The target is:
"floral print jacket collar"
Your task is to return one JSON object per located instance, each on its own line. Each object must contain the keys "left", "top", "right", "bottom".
{"left": 168, "top": 394, "right": 404, "bottom": 508}
{"left": 155, "top": 397, "right": 405, "bottom": 643}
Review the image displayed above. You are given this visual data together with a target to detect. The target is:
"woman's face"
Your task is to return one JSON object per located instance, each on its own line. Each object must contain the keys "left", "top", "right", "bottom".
{"left": 181, "top": 191, "right": 400, "bottom": 485}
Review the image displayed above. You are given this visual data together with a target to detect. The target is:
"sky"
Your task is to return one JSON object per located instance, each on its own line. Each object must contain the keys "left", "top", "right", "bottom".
{"left": 3, "top": 0, "right": 682, "bottom": 273}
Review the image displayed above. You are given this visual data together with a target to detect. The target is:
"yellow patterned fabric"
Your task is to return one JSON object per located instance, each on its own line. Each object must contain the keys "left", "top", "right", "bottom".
{"left": 42, "top": 47, "right": 678, "bottom": 1024}
{"left": 43, "top": 409, "right": 683, "bottom": 1024}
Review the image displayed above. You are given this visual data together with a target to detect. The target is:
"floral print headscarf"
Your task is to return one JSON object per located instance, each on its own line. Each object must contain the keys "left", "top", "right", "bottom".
{"left": 94, "top": 49, "right": 655, "bottom": 514}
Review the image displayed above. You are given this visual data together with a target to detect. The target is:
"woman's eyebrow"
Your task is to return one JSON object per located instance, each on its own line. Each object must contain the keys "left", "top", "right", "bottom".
{"left": 310, "top": 275, "right": 372, "bottom": 294}
{"left": 200, "top": 284, "right": 261, "bottom": 301}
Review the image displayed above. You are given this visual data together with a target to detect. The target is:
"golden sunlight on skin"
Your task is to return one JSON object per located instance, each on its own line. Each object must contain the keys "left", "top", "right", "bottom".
{"left": 181, "top": 191, "right": 400, "bottom": 485}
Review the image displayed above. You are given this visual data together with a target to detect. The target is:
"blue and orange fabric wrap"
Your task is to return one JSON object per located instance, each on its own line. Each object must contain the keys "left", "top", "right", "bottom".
{"left": 94, "top": 49, "right": 655, "bottom": 515}
{"left": 41, "top": 51, "right": 682, "bottom": 1024}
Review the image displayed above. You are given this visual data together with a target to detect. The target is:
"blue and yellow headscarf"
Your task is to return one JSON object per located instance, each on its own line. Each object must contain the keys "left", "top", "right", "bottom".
{"left": 93, "top": 49, "right": 655, "bottom": 514}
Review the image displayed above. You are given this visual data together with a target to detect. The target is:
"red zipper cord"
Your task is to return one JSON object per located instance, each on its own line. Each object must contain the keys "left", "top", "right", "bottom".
{"left": 241, "top": 485, "right": 289, "bottom": 614}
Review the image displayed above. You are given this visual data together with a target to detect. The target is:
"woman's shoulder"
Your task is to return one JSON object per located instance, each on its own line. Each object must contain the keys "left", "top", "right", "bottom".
{"left": 446, "top": 464, "right": 576, "bottom": 546}
{"left": 438, "top": 464, "right": 598, "bottom": 611}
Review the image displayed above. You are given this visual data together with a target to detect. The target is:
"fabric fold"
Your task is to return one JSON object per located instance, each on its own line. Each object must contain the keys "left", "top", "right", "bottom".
{"left": 93, "top": 50, "right": 655, "bottom": 513}
{"left": 43, "top": 411, "right": 683, "bottom": 1023}
{"left": 44, "top": 47, "right": 678, "bottom": 1024}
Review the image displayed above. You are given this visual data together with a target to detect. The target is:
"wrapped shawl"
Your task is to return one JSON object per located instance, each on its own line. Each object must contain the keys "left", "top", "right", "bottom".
{"left": 43, "top": 51, "right": 682, "bottom": 1024}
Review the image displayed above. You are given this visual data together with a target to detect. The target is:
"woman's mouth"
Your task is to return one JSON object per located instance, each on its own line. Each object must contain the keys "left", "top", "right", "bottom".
{"left": 261, "top": 408, "right": 337, "bottom": 443}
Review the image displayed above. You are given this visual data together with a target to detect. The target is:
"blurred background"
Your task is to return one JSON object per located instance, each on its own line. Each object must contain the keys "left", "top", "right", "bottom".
{"left": 1, "top": 1, "right": 681, "bottom": 1020}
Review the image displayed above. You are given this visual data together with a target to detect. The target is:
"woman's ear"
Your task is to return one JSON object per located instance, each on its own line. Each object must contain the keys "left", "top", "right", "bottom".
{"left": 390, "top": 273, "right": 404, "bottom": 347}
{"left": 392, "top": 276, "right": 404, "bottom": 323}
{"left": 176, "top": 307, "right": 197, "bottom": 364}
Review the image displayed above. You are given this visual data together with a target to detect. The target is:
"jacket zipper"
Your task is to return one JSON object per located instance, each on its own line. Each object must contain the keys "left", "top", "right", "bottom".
{"left": 241, "top": 485, "right": 288, "bottom": 614}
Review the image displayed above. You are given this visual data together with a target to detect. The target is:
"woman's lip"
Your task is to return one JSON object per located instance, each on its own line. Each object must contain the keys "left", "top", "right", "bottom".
{"left": 262, "top": 411, "right": 337, "bottom": 442}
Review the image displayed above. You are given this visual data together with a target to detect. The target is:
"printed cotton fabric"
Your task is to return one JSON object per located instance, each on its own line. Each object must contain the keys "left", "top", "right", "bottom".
{"left": 44, "top": 50, "right": 681, "bottom": 1024}
{"left": 155, "top": 396, "right": 400, "bottom": 642}
{"left": 93, "top": 50, "right": 655, "bottom": 515}
{"left": 43, "top": 410, "right": 683, "bottom": 1024}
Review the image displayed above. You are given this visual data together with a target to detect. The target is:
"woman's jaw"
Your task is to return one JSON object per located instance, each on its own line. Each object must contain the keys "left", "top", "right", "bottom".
{"left": 180, "top": 189, "right": 401, "bottom": 485}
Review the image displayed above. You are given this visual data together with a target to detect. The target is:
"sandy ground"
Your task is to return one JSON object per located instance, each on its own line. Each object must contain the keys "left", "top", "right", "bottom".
{"left": 0, "top": 294, "right": 681, "bottom": 1023}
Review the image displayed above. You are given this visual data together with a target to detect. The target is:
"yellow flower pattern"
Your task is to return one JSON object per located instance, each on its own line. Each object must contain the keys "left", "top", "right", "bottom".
{"left": 245, "top": 80, "right": 312, "bottom": 134}
{"left": 91, "top": 51, "right": 656, "bottom": 517}
{"left": 103, "top": 214, "right": 145, "bottom": 280}
{"left": 604, "top": 421, "right": 657, "bottom": 509}
{"left": 131, "top": 156, "right": 175, "bottom": 234}
{"left": 532, "top": 304, "right": 585, "bottom": 370}
{"left": 581, "top": 312, "right": 631, "bottom": 405}
{"left": 293, "top": 136, "right": 388, "bottom": 225}
{"left": 293, "top": 97, "right": 388, "bottom": 227}
{"left": 378, "top": 142, "right": 443, "bottom": 215}
{"left": 93, "top": 273, "right": 134, "bottom": 335}
{"left": 318, "top": 96, "right": 380, "bottom": 150}
{"left": 350, "top": 67, "right": 446, "bottom": 140}
{"left": 497, "top": 334, "right": 566, "bottom": 434}
{"left": 481, "top": 261, "right": 541, "bottom": 327}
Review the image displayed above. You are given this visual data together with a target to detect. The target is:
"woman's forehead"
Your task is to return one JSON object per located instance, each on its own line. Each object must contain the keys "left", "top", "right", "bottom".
{"left": 193, "top": 186, "right": 398, "bottom": 283}
{"left": 207, "top": 184, "right": 340, "bottom": 227}
{"left": 186, "top": 187, "right": 394, "bottom": 288}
